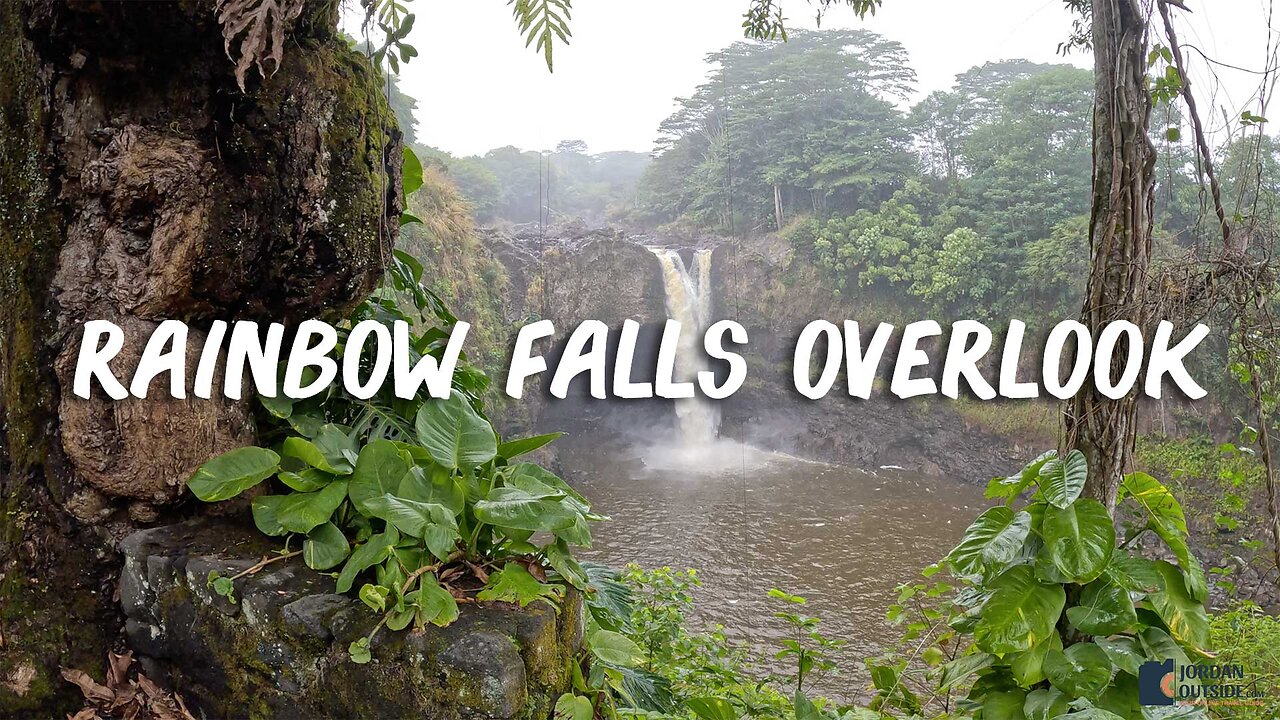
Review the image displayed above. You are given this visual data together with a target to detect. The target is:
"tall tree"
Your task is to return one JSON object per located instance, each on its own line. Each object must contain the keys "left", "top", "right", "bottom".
{"left": 0, "top": 2, "right": 400, "bottom": 711}
{"left": 638, "top": 29, "right": 916, "bottom": 230}
{"left": 1063, "top": 0, "right": 1157, "bottom": 510}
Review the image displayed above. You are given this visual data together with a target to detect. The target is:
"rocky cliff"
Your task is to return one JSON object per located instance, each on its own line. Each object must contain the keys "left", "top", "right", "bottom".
{"left": 470, "top": 224, "right": 1032, "bottom": 482}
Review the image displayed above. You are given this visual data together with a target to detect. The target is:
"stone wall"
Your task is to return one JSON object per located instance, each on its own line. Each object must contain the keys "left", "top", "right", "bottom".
{"left": 120, "top": 520, "right": 582, "bottom": 719}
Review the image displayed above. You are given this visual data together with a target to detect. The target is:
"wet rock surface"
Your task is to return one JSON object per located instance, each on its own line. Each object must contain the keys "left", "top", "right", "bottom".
{"left": 484, "top": 223, "right": 667, "bottom": 329}
{"left": 119, "top": 519, "right": 582, "bottom": 719}
{"left": 482, "top": 223, "right": 1028, "bottom": 481}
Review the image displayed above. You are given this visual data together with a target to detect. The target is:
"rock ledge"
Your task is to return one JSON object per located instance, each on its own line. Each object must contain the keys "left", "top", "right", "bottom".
{"left": 119, "top": 519, "right": 582, "bottom": 719}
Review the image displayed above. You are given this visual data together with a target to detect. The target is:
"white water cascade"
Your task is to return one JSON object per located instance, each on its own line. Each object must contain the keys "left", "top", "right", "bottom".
{"left": 651, "top": 248, "right": 721, "bottom": 445}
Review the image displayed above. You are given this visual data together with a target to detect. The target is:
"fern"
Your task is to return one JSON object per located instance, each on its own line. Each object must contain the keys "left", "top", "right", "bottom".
{"left": 509, "top": 0, "right": 572, "bottom": 72}
{"left": 215, "top": 0, "right": 307, "bottom": 90}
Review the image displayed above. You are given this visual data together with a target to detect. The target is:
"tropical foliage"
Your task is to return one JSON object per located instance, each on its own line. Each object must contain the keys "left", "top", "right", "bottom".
{"left": 577, "top": 455, "right": 1220, "bottom": 720}
{"left": 866, "top": 450, "right": 1211, "bottom": 719}
{"left": 188, "top": 151, "right": 601, "bottom": 662}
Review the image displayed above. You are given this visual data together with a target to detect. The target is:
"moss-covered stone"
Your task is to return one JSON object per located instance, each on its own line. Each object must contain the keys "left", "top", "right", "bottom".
{"left": 120, "top": 520, "right": 582, "bottom": 719}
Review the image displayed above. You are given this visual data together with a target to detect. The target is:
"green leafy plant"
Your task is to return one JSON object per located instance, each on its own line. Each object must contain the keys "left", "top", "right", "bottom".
{"left": 1207, "top": 601, "right": 1280, "bottom": 719}
{"left": 509, "top": 0, "right": 573, "bottom": 72}
{"left": 925, "top": 449, "right": 1213, "bottom": 718}
{"left": 599, "top": 566, "right": 863, "bottom": 720}
{"left": 187, "top": 240, "right": 600, "bottom": 663}
{"left": 863, "top": 568, "right": 957, "bottom": 715}
{"left": 555, "top": 564, "right": 680, "bottom": 719}
{"left": 766, "top": 588, "right": 844, "bottom": 716}
{"left": 360, "top": 0, "right": 418, "bottom": 74}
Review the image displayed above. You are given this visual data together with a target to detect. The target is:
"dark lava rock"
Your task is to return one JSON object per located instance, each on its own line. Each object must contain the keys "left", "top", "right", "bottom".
{"left": 118, "top": 519, "right": 583, "bottom": 719}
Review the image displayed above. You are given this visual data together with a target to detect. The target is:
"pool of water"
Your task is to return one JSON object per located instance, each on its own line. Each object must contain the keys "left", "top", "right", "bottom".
{"left": 559, "top": 436, "right": 984, "bottom": 696}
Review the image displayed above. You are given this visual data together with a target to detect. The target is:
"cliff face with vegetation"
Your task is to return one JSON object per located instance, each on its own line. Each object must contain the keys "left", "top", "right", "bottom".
{"left": 416, "top": 209, "right": 1027, "bottom": 479}
{"left": 0, "top": 2, "right": 400, "bottom": 711}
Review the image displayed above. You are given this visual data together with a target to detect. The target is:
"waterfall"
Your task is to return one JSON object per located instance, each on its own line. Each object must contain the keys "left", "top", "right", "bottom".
{"left": 652, "top": 248, "right": 720, "bottom": 444}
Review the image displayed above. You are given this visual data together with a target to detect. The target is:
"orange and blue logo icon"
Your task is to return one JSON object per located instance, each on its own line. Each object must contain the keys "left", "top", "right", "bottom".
{"left": 1139, "top": 659, "right": 1176, "bottom": 706}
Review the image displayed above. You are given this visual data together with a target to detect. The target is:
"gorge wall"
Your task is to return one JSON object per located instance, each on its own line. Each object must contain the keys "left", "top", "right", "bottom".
{"left": 459, "top": 222, "right": 1032, "bottom": 481}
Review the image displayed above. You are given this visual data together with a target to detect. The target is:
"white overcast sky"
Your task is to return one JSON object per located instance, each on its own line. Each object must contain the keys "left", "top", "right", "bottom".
{"left": 345, "top": 1, "right": 1279, "bottom": 156}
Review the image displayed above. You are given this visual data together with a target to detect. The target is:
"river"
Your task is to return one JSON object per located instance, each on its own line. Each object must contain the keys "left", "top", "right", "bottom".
{"left": 552, "top": 246, "right": 986, "bottom": 696}
{"left": 561, "top": 435, "right": 984, "bottom": 695}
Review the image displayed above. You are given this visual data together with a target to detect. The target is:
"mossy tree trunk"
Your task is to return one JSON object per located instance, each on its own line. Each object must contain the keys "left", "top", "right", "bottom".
{"left": 0, "top": 1, "right": 401, "bottom": 713}
{"left": 1063, "top": 0, "right": 1157, "bottom": 512}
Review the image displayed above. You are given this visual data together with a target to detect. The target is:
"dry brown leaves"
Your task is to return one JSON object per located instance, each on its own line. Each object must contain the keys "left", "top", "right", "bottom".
{"left": 214, "top": 0, "right": 307, "bottom": 91}
{"left": 62, "top": 651, "right": 195, "bottom": 720}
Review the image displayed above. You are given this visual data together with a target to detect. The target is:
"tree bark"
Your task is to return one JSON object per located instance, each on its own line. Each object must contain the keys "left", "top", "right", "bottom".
{"left": 0, "top": 2, "right": 401, "bottom": 713}
{"left": 1063, "top": 0, "right": 1157, "bottom": 511}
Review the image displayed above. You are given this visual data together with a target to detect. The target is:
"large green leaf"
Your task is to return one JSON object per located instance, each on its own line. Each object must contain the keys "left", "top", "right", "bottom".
{"left": 281, "top": 434, "right": 353, "bottom": 476}
{"left": 544, "top": 538, "right": 588, "bottom": 590}
{"left": 497, "top": 432, "right": 564, "bottom": 460}
{"left": 336, "top": 529, "right": 398, "bottom": 594}
{"left": 1011, "top": 631, "right": 1062, "bottom": 686}
{"left": 506, "top": 462, "right": 589, "bottom": 506}
{"left": 554, "top": 694, "right": 594, "bottom": 720}
{"left": 685, "top": 697, "right": 739, "bottom": 720}
{"left": 948, "top": 506, "right": 1032, "bottom": 580}
{"left": 1096, "top": 671, "right": 1142, "bottom": 719}
{"left": 986, "top": 450, "right": 1057, "bottom": 502}
{"left": 1023, "top": 687, "right": 1070, "bottom": 720}
{"left": 1094, "top": 636, "right": 1144, "bottom": 677}
{"left": 398, "top": 464, "right": 466, "bottom": 515}
{"left": 1120, "top": 472, "right": 1187, "bottom": 535}
{"left": 414, "top": 390, "right": 497, "bottom": 470}
{"left": 251, "top": 494, "right": 287, "bottom": 536}
{"left": 1066, "top": 577, "right": 1137, "bottom": 636}
{"left": 1149, "top": 560, "right": 1209, "bottom": 650}
{"left": 1041, "top": 498, "right": 1115, "bottom": 584}
{"left": 1043, "top": 643, "right": 1112, "bottom": 701}
{"left": 271, "top": 479, "right": 349, "bottom": 534}
{"left": 589, "top": 628, "right": 645, "bottom": 667}
{"left": 1106, "top": 552, "right": 1162, "bottom": 593}
{"left": 278, "top": 467, "right": 333, "bottom": 493}
{"left": 402, "top": 145, "right": 424, "bottom": 196}
{"left": 938, "top": 652, "right": 994, "bottom": 692}
{"left": 363, "top": 493, "right": 459, "bottom": 562}
{"left": 312, "top": 424, "right": 358, "bottom": 474}
{"left": 555, "top": 513, "right": 594, "bottom": 547}
{"left": 411, "top": 574, "right": 459, "bottom": 627}
{"left": 187, "top": 447, "right": 280, "bottom": 501}
{"left": 794, "top": 691, "right": 823, "bottom": 720}
{"left": 477, "top": 562, "right": 563, "bottom": 607}
{"left": 349, "top": 440, "right": 411, "bottom": 516}
{"left": 303, "top": 522, "right": 349, "bottom": 570}
{"left": 614, "top": 667, "right": 675, "bottom": 714}
{"left": 974, "top": 566, "right": 1066, "bottom": 654}
{"left": 1120, "top": 472, "right": 1204, "bottom": 599}
{"left": 582, "top": 562, "right": 634, "bottom": 633}
{"left": 1039, "top": 449, "right": 1087, "bottom": 508}
{"left": 474, "top": 486, "right": 579, "bottom": 532}
{"left": 984, "top": 690, "right": 1028, "bottom": 720}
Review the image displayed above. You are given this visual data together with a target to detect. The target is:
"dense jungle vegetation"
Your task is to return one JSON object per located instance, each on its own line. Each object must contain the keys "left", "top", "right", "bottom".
{"left": 379, "top": 23, "right": 1280, "bottom": 720}
{"left": 10, "top": 0, "right": 1279, "bottom": 717}
{"left": 424, "top": 31, "right": 1278, "bottom": 334}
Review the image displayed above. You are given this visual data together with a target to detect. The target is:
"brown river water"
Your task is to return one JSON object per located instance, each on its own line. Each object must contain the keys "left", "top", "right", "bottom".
{"left": 559, "top": 435, "right": 985, "bottom": 694}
